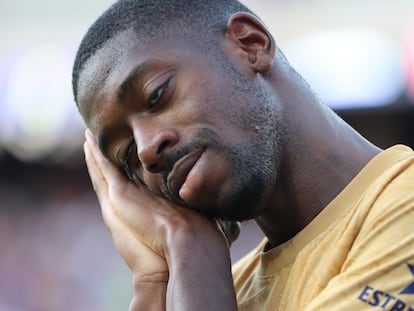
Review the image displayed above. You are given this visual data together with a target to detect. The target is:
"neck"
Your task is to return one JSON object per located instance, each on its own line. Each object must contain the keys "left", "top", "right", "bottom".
{"left": 255, "top": 58, "right": 381, "bottom": 247}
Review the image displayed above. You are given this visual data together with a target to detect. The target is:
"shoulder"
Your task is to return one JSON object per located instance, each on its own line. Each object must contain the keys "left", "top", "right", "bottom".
{"left": 232, "top": 238, "right": 267, "bottom": 289}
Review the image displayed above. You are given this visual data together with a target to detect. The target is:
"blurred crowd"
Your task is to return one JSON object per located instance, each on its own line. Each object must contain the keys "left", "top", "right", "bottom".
{"left": 0, "top": 157, "right": 263, "bottom": 310}
{"left": 0, "top": 160, "right": 132, "bottom": 310}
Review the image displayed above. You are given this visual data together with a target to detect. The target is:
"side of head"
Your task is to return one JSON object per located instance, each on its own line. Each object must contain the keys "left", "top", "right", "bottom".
{"left": 72, "top": 0, "right": 260, "bottom": 104}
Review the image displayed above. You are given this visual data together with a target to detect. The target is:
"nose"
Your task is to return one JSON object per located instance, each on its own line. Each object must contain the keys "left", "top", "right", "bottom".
{"left": 132, "top": 118, "right": 179, "bottom": 173}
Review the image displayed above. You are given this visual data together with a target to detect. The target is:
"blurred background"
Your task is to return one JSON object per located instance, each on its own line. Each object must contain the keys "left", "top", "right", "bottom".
{"left": 1, "top": 0, "right": 414, "bottom": 310}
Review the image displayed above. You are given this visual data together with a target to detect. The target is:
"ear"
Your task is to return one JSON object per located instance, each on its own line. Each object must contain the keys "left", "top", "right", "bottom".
{"left": 226, "top": 12, "right": 276, "bottom": 73}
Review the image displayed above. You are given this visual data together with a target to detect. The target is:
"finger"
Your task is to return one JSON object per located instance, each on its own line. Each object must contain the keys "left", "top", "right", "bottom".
{"left": 85, "top": 128, "right": 130, "bottom": 191}
{"left": 84, "top": 139, "right": 111, "bottom": 203}
{"left": 84, "top": 134, "right": 129, "bottom": 234}
{"left": 84, "top": 129, "right": 138, "bottom": 218}
{"left": 84, "top": 139, "right": 118, "bottom": 236}
{"left": 84, "top": 136, "right": 123, "bottom": 235}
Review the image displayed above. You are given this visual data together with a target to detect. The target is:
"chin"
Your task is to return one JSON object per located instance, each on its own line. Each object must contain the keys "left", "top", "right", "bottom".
{"left": 209, "top": 180, "right": 267, "bottom": 222}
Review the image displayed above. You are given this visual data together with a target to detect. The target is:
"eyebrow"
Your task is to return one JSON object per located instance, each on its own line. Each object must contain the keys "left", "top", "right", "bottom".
{"left": 116, "top": 60, "right": 162, "bottom": 102}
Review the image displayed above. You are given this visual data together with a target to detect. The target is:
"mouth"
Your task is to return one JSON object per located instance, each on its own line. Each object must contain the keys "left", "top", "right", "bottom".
{"left": 166, "top": 147, "right": 205, "bottom": 198}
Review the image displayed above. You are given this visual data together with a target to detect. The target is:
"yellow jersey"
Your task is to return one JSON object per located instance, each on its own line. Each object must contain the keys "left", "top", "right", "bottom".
{"left": 233, "top": 145, "right": 414, "bottom": 311}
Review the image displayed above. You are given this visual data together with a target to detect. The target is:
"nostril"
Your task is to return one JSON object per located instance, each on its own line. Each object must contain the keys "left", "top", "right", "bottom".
{"left": 148, "top": 163, "right": 158, "bottom": 172}
{"left": 147, "top": 140, "right": 169, "bottom": 172}
{"left": 157, "top": 140, "right": 170, "bottom": 155}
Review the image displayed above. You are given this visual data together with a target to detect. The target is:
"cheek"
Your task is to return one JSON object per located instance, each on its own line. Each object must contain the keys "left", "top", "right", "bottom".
{"left": 172, "top": 73, "right": 223, "bottom": 123}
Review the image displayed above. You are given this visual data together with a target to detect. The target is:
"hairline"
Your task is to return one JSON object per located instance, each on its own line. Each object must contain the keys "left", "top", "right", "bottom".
{"left": 75, "top": 23, "right": 230, "bottom": 104}
{"left": 72, "top": 1, "right": 257, "bottom": 104}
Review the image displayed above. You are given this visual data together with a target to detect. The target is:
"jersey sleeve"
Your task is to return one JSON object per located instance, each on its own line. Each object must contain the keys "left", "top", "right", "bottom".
{"left": 306, "top": 165, "right": 414, "bottom": 311}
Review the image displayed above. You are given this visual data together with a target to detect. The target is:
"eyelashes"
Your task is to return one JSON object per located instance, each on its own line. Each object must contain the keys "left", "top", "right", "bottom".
{"left": 122, "top": 140, "right": 136, "bottom": 181}
{"left": 145, "top": 78, "right": 170, "bottom": 110}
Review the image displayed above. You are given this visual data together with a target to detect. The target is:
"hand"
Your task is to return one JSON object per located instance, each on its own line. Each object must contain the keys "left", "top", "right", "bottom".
{"left": 84, "top": 129, "right": 237, "bottom": 310}
{"left": 84, "top": 130, "right": 168, "bottom": 310}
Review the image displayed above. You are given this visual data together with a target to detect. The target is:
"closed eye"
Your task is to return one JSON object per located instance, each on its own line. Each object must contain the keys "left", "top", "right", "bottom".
{"left": 146, "top": 78, "right": 170, "bottom": 110}
{"left": 122, "top": 140, "right": 136, "bottom": 181}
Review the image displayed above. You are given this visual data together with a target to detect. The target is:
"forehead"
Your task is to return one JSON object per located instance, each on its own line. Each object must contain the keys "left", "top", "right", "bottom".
{"left": 76, "top": 28, "right": 213, "bottom": 129}
{"left": 76, "top": 29, "right": 142, "bottom": 124}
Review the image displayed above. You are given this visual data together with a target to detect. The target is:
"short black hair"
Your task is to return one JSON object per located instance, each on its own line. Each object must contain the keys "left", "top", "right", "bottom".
{"left": 72, "top": 0, "right": 254, "bottom": 104}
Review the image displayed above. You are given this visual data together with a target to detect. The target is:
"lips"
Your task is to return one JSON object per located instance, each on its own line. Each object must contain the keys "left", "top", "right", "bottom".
{"left": 167, "top": 147, "right": 205, "bottom": 197}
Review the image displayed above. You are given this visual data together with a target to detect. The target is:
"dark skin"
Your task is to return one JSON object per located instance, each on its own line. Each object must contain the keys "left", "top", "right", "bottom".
{"left": 79, "top": 13, "right": 381, "bottom": 310}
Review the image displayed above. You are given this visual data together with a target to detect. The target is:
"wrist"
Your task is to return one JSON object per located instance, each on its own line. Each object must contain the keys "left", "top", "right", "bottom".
{"left": 164, "top": 217, "right": 231, "bottom": 268}
{"left": 130, "top": 272, "right": 169, "bottom": 311}
{"left": 166, "top": 227, "right": 236, "bottom": 309}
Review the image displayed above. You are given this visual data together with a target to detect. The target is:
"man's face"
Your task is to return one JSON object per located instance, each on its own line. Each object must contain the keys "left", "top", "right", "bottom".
{"left": 77, "top": 29, "right": 282, "bottom": 221}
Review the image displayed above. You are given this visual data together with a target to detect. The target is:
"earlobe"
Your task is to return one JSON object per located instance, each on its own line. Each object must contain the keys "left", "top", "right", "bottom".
{"left": 226, "top": 12, "right": 276, "bottom": 73}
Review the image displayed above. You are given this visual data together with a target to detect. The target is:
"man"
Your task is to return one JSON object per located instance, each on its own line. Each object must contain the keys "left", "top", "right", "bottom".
{"left": 73, "top": 0, "right": 414, "bottom": 310}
